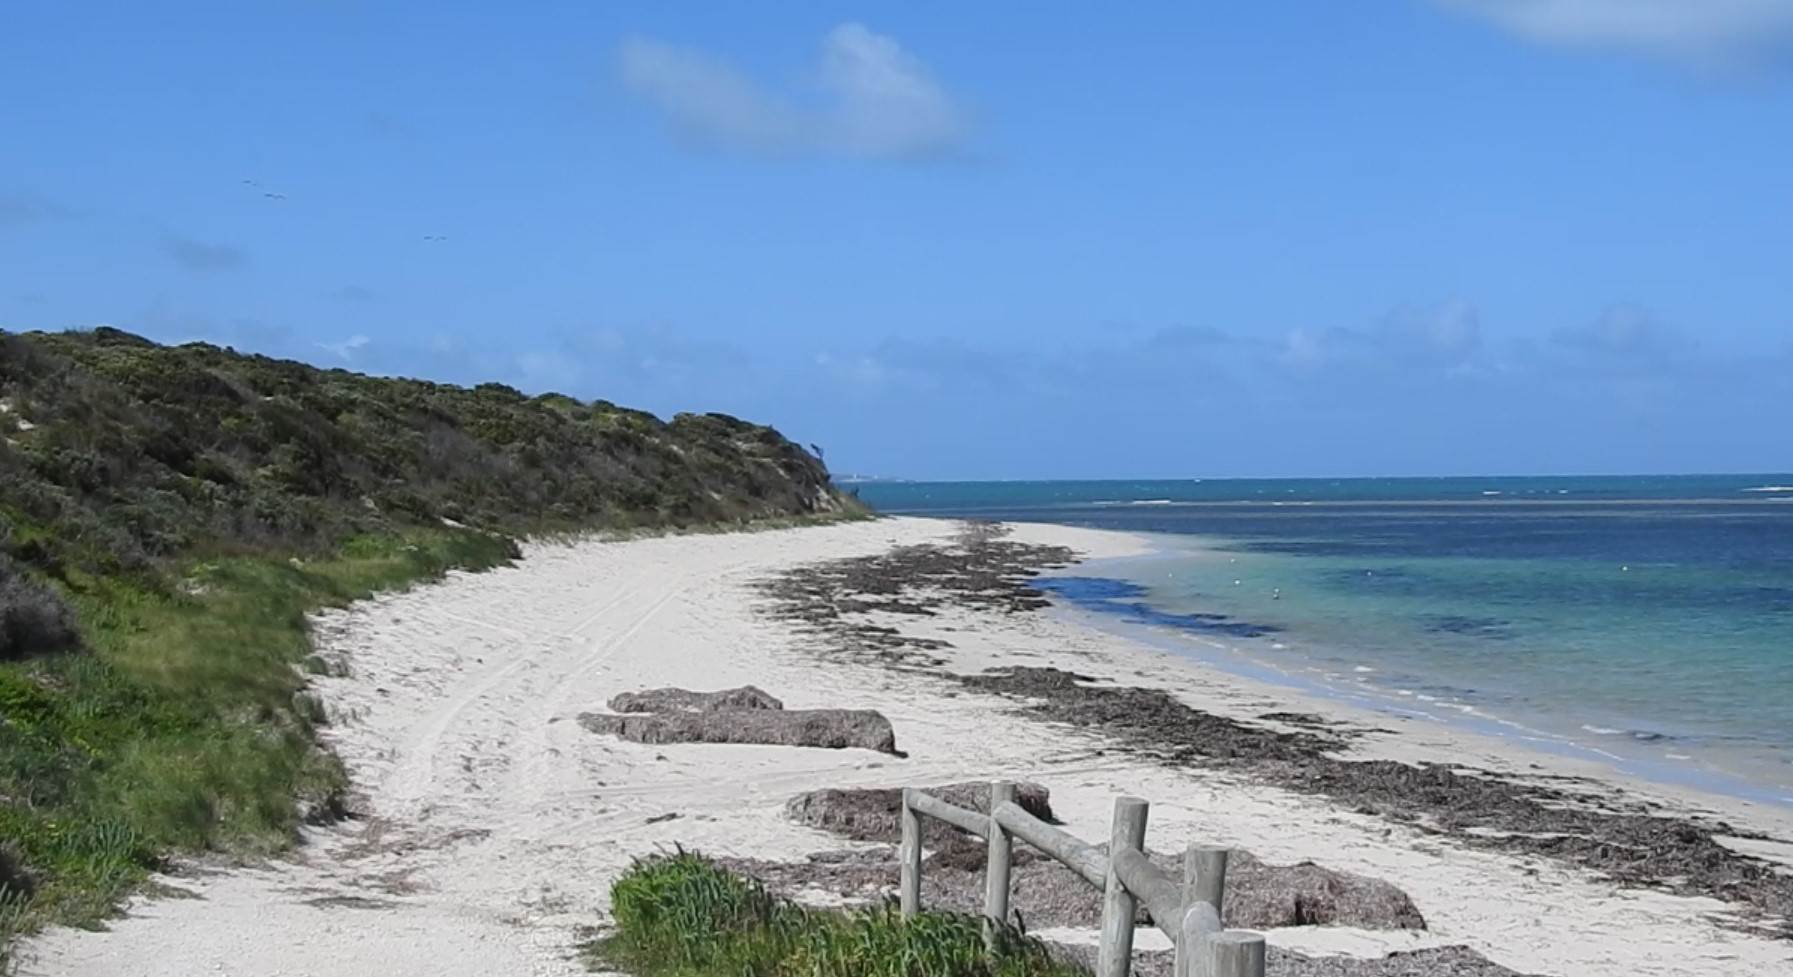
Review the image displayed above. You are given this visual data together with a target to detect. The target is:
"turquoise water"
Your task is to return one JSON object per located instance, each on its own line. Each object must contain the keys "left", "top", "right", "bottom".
{"left": 858, "top": 476, "right": 1793, "bottom": 803}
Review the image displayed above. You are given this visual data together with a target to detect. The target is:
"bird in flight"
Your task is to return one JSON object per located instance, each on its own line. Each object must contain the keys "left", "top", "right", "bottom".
{"left": 263, "top": 192, "right": 287, "bottom": 200}
{"left": 422, "top": 234, "right": 448, "bottom": 241}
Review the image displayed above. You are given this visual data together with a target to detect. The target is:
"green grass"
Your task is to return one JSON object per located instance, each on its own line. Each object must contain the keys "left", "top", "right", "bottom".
{"left": 0, "top": 326, "right": 870, "bottom": 970}
{"left": 589, "top": 852, "right": 1085, "bottom": 977}
{"left": 0, "top": 528, "right": 516, "bottom": 957}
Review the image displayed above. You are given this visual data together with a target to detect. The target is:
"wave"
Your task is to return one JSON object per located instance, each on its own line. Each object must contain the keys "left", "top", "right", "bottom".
{"left": 1579, "top": 723, "right": 1672, "bottom": 742}
{"left": 1089, "top": 499, "right": 1174, "bottom": 507}
{"left": 1743, "top": 486, "right": 1793, "bottom": 493}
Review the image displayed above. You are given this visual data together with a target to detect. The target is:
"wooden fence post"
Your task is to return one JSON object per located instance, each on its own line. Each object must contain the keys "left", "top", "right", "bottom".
{"left": 899, "top": 788, "right": 922, "bottom": 917}
{"left": 983, "top": 781, "right": 1016, "bottom": 947}
{"left": 1173, "top": 843, "right": 1230, "bottom": 977}
{"left": 1173, "top": 899, "right": 1222, "bottom": 977}
{"left": 1185, "top": 845, "right": 1229, "bottom": 918}
{"left": 1097, "top": 796, "right": 1149, "bottom": 977}
{"left": 1209, "top": 932, "right": 1266, "bottom": 977}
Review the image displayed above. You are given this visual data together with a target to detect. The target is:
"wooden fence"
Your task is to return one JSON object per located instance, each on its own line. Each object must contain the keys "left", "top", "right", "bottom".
{"left": 900, "top": 783, "right": 1265, "bottom": 977}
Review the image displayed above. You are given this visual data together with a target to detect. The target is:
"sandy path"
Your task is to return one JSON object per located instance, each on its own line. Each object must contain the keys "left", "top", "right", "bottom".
{"left": 21, "top": 517, "right": 1793, "bottom": 977}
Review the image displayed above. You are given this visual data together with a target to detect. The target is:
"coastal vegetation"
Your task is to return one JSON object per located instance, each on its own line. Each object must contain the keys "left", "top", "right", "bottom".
{"left": 589, "top": 851, "right": 1082, "bottom": 977}
{"left": 0, "top": 327, "right": 860, "bottom": 956}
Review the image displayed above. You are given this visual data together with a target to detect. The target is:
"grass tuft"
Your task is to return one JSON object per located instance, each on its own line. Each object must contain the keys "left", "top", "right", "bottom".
{"left": 590, "top": 851, "right": 1084, "bottom": 977}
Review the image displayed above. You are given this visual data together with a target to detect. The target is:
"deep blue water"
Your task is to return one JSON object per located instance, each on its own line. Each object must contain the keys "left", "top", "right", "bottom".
{"left": 857, "top": 475, "right": 1793, "bottom": 801}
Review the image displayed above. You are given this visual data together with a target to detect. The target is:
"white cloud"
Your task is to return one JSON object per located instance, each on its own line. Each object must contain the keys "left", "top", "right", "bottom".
{"left": 1438, "top": 0, "right": 1793, "bottom": 63}
{"left": 317, "top": 334, "right": 370, "bottom": 362}
{"left": 816, "top": 24, "right": 966, "bottom": 158}
{"left": 1379, "top": 299, "right": 1483, "bottom": 366}
{"left": 1551, "top": 304, "right": 1690, "bottom": 363}
{"left": 618, "top": 39, "right": 803, "bottom": 151}
{"left": 618, "top": 23, "right": 967, "bottom": 160}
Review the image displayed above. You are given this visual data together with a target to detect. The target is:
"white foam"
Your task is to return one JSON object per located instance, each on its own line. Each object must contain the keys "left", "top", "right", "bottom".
{"left": 1582, "top": 724, "right": 1623, "bottom": 736}
{"left": 1743, "top": 486, "right": 1793, "bottom": 493}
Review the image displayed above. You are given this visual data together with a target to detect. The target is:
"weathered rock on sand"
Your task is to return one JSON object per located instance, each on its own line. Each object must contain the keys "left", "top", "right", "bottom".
{"left": 1205, "top": 851, "right": 1425, "bottom": 931}
{"left": 580, "top": 703, "right": 902, "bottom": 755}
{"left": 723, "top": 841, "right": 1490, "bottom": 977}
{"left": 769, "top": 782, "right": 1424, "bottom": 931}
{"left": 607, "top": 684, "right": 784, "bottom": 713}
{"left": 1050, "top": 943, "right": 1527, "bottom": 977}
{"left": 730, "top": 843, "right": 1427, "bottom": 933}
{"left": 785, "top": 781, "right": 1058, "bottom": 847}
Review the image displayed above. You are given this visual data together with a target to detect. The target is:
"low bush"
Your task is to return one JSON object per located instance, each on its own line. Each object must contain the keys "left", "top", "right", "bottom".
{"left": 0, "top": 328, "right": 861, "bottom": 584}
{"left": 0, "top": 557, "right": 79, "bottom": 661}
{"left": 594, "top": 852, "right": 1083, "bottom": 977}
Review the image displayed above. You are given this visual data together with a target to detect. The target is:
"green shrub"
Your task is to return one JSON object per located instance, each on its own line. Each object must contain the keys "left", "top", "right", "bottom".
{"left": 0, "top": 557, "right": 80, "bottom": 661}
{"left": 0, "top": 327, "right": 854, "bottom": 582}
{"left": 596, "top": 852, "right": 1083, "bottom": 977}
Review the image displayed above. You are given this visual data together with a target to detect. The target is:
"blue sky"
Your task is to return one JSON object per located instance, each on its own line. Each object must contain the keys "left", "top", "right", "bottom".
{"left": 3, "top": 1, "right": 1790, "bottom": 479}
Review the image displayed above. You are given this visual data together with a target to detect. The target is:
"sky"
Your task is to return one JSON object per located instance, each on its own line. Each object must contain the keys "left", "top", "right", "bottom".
{"left": 2, "top": 1, "right": 1791, "bottom": 480}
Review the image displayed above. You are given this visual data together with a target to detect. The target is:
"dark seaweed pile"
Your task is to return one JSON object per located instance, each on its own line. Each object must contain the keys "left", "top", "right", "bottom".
{"left": 755, "top": 523, "right": 1793, "bottom": 938}
{"left": 756, "top": 522, "right": 1072, "bottom": 665}
{"left": 968, "top": 666, "right": 1791, "bottom": 934}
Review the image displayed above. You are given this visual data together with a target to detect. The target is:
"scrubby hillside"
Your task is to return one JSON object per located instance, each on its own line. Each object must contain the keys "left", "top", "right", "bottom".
{"left": 0, "top": 327, "right": 846, "bottom": 580}
{"left": 0, "top": 327, "right": 861, "bottom": 951}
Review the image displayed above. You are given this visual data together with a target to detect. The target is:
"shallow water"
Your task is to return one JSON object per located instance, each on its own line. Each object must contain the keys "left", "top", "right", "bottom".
{"left": 859, "top": 475, "right": 1793, "bottom": 804}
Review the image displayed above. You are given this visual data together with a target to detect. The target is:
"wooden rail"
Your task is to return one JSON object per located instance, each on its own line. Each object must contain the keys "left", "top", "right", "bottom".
{"left": 900, "top": 784, "right": 1263, "bottom": 977}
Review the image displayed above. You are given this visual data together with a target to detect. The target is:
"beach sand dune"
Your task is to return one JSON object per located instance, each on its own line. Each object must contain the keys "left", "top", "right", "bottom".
{"left": 21, "top": 518, "right": 1793, "bottom": 977}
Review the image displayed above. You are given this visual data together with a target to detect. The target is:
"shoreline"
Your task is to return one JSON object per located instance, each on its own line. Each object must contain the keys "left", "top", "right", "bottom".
{"left": 24, "top": 516, "right": 1793, "bottom": 977}
{"left": 1045, "top": 532, "right": 1793, "bottom": 815}
{"left": 757, "top": 520, "right": 1793, "bottom": 969}
{"left": 996, "top": 522, "right": 1793, "bottom": 865}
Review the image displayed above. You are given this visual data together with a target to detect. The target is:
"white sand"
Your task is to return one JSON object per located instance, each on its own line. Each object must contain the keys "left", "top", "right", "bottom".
{"left": 21, "top": 517, "right": 1793, "bottom": 977}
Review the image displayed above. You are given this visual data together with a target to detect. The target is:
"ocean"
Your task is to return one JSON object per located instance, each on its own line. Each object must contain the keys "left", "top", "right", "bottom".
{"left": 856, "top": 475, "right": 1793, "bottom": 805}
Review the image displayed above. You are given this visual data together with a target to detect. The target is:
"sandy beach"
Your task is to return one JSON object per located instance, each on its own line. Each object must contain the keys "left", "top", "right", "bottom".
{"left": 21, "top": 517, "right": 1793, "bottom": 977}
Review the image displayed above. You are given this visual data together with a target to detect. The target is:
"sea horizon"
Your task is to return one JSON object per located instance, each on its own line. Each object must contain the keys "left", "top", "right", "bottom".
{"left": 860, "top": 474, "right": 1793, "bottom": 806}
